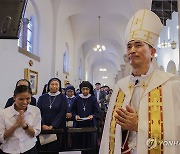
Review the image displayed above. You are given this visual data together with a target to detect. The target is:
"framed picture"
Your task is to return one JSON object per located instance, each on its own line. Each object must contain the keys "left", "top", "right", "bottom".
{"left": 24, "top": 68, "right": 38, "bottom": 95}
{"left": 64, "top": 80, "right": 70, "bottom": 88}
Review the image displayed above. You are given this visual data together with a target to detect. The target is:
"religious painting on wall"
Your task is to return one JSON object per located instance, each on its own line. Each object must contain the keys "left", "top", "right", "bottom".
{"left": 64, "top": 80, "right": 70, "bottom": 88}
{"left": 24, "top": 68, "right": 38, "bottom": 95}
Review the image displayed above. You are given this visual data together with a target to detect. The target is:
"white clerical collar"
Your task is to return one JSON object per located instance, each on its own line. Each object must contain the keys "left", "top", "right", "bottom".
{"left": 79, "top": 93, "right": 91, "bottom": 98}
{"left": 48, "top": 91, "right": 60, "bottom": 96}
{"left": 66, "top": 95, "right": 75, "bottom": 99}
{"left": 130, "top": 63, "right": 154, "bottom": 85}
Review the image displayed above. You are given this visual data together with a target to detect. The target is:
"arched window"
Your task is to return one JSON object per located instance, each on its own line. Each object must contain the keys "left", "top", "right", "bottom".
{"left": 167, "top": 27, "right": 170, "bottom": 41}
{"left": 27, "top": 17, "right": 33, "bottom": 52}
{"left": 18, "top": 16, "right": 35, "bottom": 54}
{"left": 78, "top": 58, "right": 82, "bottom": 80}
{"left": 63, "top": 51, "right": 69, "bottom": 74}
{"left": 63, "top": 43, "right": 70, "bottom": 74}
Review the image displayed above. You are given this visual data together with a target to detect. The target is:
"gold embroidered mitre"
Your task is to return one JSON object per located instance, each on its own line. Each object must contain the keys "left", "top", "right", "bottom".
{"left": 125, "top": 9, "right": 163, "bottom": 47}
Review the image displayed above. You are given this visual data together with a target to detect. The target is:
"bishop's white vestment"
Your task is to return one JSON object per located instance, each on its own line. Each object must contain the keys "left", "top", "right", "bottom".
{"left": 99, "top": 68, "right": 180, "bottom": 154}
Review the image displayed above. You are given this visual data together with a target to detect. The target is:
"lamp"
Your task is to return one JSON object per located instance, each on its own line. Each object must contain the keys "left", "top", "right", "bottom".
{"left": 158, "top": 40, "right": 171, "bottom": 48}
{"left": 93, "top": 16, "right": 106, "bottom": 52}
{"left": 99, "top": 68, "right": 107, "bottom": 71}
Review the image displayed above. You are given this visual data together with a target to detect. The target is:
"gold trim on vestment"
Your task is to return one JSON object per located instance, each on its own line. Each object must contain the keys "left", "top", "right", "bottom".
{"left": 148, "top": 86, "right": 164, "bottom": 154}
{"left": 109, "top": 90, "right": 125, "bottom": 154}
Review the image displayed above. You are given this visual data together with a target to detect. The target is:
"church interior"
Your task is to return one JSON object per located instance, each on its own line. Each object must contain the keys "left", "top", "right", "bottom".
{"left": 0, "top": 0, "right": 179, "bottom": 153}
{"left": 0, "top": 0, "right": 179, "bottom": 106}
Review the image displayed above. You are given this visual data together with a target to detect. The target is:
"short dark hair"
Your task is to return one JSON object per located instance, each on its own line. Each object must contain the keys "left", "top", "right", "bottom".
{"left": 95, "top": 82, "right": 101, "bottom": 85}
{"left": 16, "top": 79, "right": 31, "bottom": 88}
{"left": 14, "top": 85, "right": 32, "bottom": 96}
{"left": 148, "top": 44, "right": 153, "bottom": 48}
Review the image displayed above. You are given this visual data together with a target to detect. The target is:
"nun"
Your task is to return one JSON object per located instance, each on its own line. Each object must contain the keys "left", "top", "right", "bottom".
{"left": 72, "top": 81, "right": 99, "bottom": 152}
{"left": 37, "top": 78, "right": 67, "bottom": 153}
{"left": 65, "top": 85, "right": 76, "bottom": 120}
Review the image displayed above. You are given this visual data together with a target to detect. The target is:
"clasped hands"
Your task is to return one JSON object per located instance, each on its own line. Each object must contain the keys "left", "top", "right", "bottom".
{"left": 15, "top": 110, "right": 27, "bottom": 129}
{"left": 115, "top": 105, "right": 138, "bottom": 132}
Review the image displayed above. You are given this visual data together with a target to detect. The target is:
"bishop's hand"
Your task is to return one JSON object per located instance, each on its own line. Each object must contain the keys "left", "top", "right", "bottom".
{"left": 115, "top": 105, "right": 138, "bottom": 131}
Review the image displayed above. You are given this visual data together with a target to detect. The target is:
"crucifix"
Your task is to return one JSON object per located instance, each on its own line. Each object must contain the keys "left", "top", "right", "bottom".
{"left": 144, "top": 32, "right": 152, "bottom": 42}
{"left": 83, "top": 106, "right": 86, "bottom": 111}
{"left": 130, "top": 31, "right": 137, "bottom": 39}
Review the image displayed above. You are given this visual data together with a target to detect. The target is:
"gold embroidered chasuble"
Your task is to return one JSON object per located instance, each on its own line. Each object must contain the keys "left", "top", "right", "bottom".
{"left": 99, "top": 70, "right": 179, "bottom": 154}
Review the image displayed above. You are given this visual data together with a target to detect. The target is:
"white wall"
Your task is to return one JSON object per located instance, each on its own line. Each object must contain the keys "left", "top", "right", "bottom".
{"left": 55, "top": 18, "right": 76, "bottom": 88}
{"left": 76, "top": 47, "right": 85, "bottom": 88}
{"left": 156, "top": 12, "right": 179, "bottom": 73}
{"left": 0, "top": 0, "right": 54, "bottom": 108}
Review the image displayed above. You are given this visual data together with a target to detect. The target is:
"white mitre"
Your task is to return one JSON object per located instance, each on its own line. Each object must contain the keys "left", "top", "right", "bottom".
{"left": 125, "top": 9, "right": 163, "bottom": 47}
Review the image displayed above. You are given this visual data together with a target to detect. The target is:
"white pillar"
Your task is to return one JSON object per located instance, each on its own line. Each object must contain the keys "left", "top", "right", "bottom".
{"left": 118, "top": 70, "right": 122, "bottom": 80}
{"left": 114, "top": 74, "right": 118, "bottom": 84}
{"left": 120, "top": 64, "right": 126, "bottom": 78}
{"left": 178, "top": 0, "right": 180, "bottom": 74}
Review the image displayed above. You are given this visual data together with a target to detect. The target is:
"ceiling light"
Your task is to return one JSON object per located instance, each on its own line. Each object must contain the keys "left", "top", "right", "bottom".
{"left": 93, "top": 16, "right": 106, "bottom": 52}
{"left": 99, "top": 68, "right": 107, "bottom": 72}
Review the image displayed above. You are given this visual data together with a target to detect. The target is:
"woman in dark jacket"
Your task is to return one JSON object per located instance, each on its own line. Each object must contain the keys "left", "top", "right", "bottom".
{"left": 37, "top": 78, "right": 67, "bottom": 153}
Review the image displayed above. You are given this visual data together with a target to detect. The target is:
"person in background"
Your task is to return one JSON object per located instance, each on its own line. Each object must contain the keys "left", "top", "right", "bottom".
{"left": 75, "top": 88, "right": 80, "bottom": 96}
{"left": 41, "top": 84, "right": 48, "bottom": 95}
{"left": 103, "top": 85, "right": 110, "bottom": 96}
{"left": 94, "top": 83, "right": 106, "bottom": 105}
{"left": 94, "top": 83, "right": 107, "bottom": 149}
{"left": 106, "top": 89, "right": 113, "bottom": 106}
{"left": 65, "top": 85, "right": 76, "bottom": 120}
{"left": 64, "top": 85, "right": 76, "bottom": 150}
{"left": 5, "top": 79, "right": 36, "bottom": 108}
{"left": 61, "top": 88, "right": 66, "bottom": 95}
{"left": 72, "top": 81, "right": 99, "bottom": 153}
{"left": 37, "top": 78, "right": 67, "bottom": 152}
{"left": 0, "top": 85, "right": 41, "bottom": 154}
{"left": 65, "top": 81, "right": 71, "bottom": 88}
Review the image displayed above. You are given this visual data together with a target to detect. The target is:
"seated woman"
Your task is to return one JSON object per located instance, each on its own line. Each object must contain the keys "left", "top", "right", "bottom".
{"left": 72, "top": 81, "right": 99, "bottom": 152}
{"left": 37, "top": 78, "right": 67, "bottom": 153}
{"left": 5, "top": 79, "right": 36, "bottom": 108}
{"left": 0, "top": 85, "right": 41, "bottom": 154}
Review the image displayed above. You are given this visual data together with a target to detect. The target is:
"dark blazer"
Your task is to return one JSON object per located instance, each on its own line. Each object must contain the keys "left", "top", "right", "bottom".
{"left": 94, "top": 89, "right": 106, "bottom": 101}
{"left": 5, "top": 97, "right": 36, "bottom": 108}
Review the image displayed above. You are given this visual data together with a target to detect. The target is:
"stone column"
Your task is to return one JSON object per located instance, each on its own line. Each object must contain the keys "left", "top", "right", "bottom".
{"left": 120, "top": 64, "right": 126, "bottom": 78}
{"left": 118, "top": 70, "right": 122, "bottom": 80}
{"left": 114, "top": 74, "right": 118, "bottom": 84}
{"left": 178, "top": 0, "right": 180, "bottom": 74}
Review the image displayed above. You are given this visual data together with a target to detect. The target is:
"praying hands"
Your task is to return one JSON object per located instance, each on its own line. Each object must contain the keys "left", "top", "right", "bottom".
{"left": 115, "top": 105, "right": 138, "bottom": 132}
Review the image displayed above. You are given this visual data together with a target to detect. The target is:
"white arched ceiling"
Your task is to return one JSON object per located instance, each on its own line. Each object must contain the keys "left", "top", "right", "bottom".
{"left": 81, "top": 39, "right": 122, "bottom": 59}
{"left": 92, "top": 58, "right": 118, "bottom": 74}
{"left": 53, "top": 0, "right": 152, "bottom": 85}
{"left": 87, "top": 51, "right": 120, "bottom": 71}
{"left": 69, "top": 13, "right": 128, "bottom": 50}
